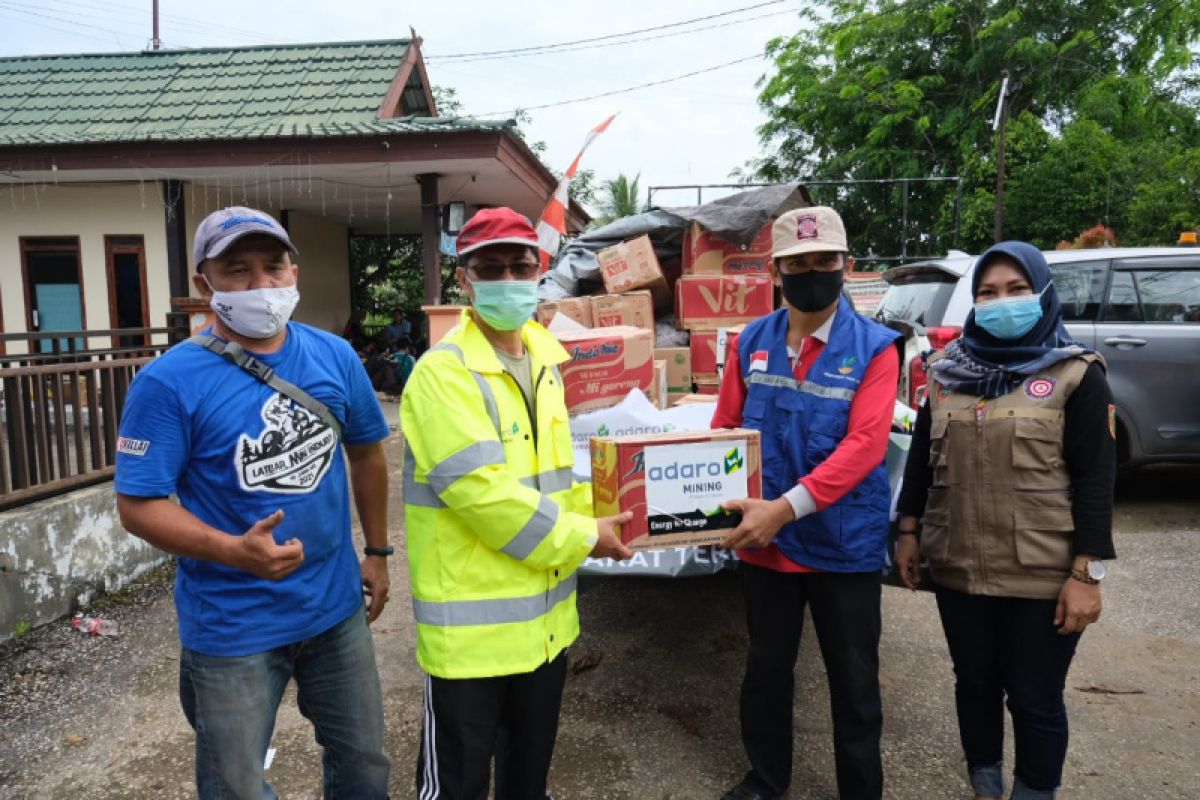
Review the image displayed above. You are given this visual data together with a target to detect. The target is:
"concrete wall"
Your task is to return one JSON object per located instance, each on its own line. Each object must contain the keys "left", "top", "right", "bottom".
{"left": 0, "top": 181, "right": 352, "bottom": 348}
{"left": 0, "top": 183, "right": 172, "bottom": 352}
{"left": 0, "top": 483, "right": 167, "bottom": 643}
{"left": 288, "top": 210, "right": 351, "bottom": 333}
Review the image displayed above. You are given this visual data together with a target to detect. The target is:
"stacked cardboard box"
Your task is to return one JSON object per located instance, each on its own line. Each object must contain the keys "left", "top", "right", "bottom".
{"left": 650, "top": 359, "right": 667, "bottom": 409}
{"left": 672, "top": 393, "right": 720, "bottom": 406}
{"left": 537, "top": 297, "right": 593, "bottom": 328}
{"left": 654, "top": 347, "right": 692, "bottom": 406}
{"left": 596, "top": 235, "right": 672, "bottom": 311}
{"left": 555, "top": 325, "right": 655, "bottom": 414}
{"left": 591, "top": 290, "right": 654, "bottom": 332}
{"left": 682, "top": 221, "right": 773, "bottom": 275}
{"left": 673, "top": 222, "right": 778, "bottom": 403}
{"left": 546, "top": 225, "right": 776, "bottom": 414}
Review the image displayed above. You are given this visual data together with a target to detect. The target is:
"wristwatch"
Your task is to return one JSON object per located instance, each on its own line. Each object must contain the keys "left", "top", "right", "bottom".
{"left": 364, "top": 546, "right": 395, "bottom": 557}
{"left": 1070, "top": 559, "right": 1106, "bottom": 585}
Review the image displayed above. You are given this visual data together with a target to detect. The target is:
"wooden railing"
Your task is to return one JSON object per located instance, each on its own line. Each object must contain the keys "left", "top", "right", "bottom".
{"left": 0, "top": 356, "right": 158, "bottom": 510}
{"left": 0, "top": 323, "right": 191, "bottom": 510}
{"left": 0, "top": 325, "right": 184, "bottom": 368}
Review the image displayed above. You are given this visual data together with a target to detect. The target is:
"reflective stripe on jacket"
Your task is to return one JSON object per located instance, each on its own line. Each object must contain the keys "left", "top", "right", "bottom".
{"left": 922, "top": 352, "right": 1100, "bottom": 599}
{"left": 737, "top": 301, "right": 899, "bottom": 571}
{"left": 401, "top": 309, "right": 598, "bottom": 679}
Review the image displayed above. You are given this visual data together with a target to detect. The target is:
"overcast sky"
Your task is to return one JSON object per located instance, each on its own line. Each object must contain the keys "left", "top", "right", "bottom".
{"left": 0, "top": 0, "right": 809, "bottom": 210}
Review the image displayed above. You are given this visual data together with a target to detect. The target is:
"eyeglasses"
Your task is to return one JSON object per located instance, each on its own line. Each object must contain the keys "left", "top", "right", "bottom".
{"left": 467, "top": 261, "right": 540, "bottom": 281}
{"left": 777, "top": 253, "right": 844, "bottom": 275}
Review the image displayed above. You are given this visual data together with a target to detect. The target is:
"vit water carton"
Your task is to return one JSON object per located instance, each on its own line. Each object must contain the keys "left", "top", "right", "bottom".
{"left": 591, "top": 428, "right": 762, "bottom": 550}
{"left": 675, "top": 275, "right": 775, "bottom": 329}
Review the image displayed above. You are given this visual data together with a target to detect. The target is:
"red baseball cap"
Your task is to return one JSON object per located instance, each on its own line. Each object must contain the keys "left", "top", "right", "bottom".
{"left": 456, "top": 207, "right": 540, "bottom": 258}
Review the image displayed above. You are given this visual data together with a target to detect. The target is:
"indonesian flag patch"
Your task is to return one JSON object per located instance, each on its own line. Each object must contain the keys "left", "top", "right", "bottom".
{"left": 749, "top": 350, "right": 769, "bottom": 372}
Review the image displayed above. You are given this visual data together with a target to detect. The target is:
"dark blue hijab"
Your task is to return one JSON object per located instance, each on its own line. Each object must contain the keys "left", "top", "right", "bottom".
{"left": 930, "top": 241, "right": 1094, "bottom": 399}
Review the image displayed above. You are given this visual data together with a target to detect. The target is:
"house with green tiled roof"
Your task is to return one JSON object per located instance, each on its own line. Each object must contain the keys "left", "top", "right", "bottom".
{"left": 0, "top": 38, "right": 583, "bottom": 346}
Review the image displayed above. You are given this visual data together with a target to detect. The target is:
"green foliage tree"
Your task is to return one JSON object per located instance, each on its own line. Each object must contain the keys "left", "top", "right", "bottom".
{"left": 349, "top": 236, "right": 462, "bottom": 338}
{"left": 751, "top": 0, "right": 1200, "bottom": 254}
{"left": 594, "top": 173, "right": 643, "bottom": 226}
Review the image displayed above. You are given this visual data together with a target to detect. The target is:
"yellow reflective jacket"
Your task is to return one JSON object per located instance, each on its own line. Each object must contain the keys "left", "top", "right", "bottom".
{"left": 400, "top": 309, "right": 598, "bottom": 679}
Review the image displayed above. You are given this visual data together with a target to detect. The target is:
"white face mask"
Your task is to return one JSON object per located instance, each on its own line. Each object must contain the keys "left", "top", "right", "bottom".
{"left": 206, "top": 279, "right": 300, "bottom": 339}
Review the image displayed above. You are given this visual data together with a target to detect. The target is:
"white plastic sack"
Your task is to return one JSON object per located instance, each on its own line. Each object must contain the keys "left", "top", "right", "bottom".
{"left": 568, "top": 389, "right": 716, "bottom": 482}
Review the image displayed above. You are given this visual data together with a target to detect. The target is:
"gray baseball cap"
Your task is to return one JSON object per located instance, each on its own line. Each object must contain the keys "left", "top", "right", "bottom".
{"left": 193, "top": 206, "right": 298, "bottom": 269}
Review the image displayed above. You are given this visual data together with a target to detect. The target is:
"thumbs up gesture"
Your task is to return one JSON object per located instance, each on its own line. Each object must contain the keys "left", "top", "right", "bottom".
{"left": 236, "top": 510, "right": 305, "bottom": 580}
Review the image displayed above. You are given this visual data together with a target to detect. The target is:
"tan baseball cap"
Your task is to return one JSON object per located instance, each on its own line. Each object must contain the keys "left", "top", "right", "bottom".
{"left": 772, "top": 206, "right": 848, "bottom": 258}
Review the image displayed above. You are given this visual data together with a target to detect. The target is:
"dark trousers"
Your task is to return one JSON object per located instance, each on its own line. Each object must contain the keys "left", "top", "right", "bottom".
{"left": 416, "top": 652, "right": 567, "bottom": 800}
{"left": 738, "top": 563, "right": 883, "bottom": 800}
{"left": 935, "top": 584, "right": 1082, "bottom": 793}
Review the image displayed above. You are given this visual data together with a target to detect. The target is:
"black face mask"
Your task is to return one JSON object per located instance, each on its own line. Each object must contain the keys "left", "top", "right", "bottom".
{"left": 780, "top": 270, "right": 844, "bottom": 312}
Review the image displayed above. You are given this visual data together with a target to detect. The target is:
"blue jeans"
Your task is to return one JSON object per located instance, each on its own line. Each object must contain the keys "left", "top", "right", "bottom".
{"left": 179, "top": 608, "right": 389, "bottom": 799}
{"left": 935, "top": 584, "right": 1081, "bottom": 799}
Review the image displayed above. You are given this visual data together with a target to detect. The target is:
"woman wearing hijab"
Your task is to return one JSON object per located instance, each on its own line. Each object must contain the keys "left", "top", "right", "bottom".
{"left": 893, "top": 241, "right": 1116, "bottom": 800}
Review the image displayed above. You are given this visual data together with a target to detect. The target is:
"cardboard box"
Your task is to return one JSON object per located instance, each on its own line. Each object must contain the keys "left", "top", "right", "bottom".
{"left": 555, "top": 325, "right": 655, "bottom": 414}
{"left": 671, "top": 393, "right": 718, "bottom": 406}
{"left": 650, "top": 359, "right": 668, "bottom": 409}
{"left": 675, "top": 275, "right": 774, "bottom": 329}
{"left": 683, "top": 221, "right": 774, "bottom": 275}
{"left": 592, "top": 429, "right": 762, "bottom": 550}
{"left": 694, "top": 379, "right": 721, "bottom": 396}
{"left": 667, "top": 391, "right": 690, "bottom": 407}
{"left": 689, "top": 326, "right": 745, "bottom": 381}
{"left": 596, "top": 235, "right": 671, "bottom": 309}
{"left": 591, "top": 290, "right": 654, "bottom": 332}
{"left": 654, "top": 347, "right": 692, "bottom": 394}
{"left": 537, "top": 297, "right": 593, "bottom": 328}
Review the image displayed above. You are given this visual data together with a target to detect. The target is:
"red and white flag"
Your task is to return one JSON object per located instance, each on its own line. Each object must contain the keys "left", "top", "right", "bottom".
{"left": 536, "top": 113, "right": 617, "bottom": 271}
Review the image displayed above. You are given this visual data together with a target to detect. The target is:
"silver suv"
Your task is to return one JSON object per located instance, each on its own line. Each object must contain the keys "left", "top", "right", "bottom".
{"left": 878, "top": 247, "right": 1200, "bottom": 467}
{"left": 874, "top": 251, "right": 975, "bottom": 409}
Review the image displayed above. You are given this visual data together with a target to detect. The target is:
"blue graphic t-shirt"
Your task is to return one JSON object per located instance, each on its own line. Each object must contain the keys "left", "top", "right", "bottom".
{"left": 115, "top": 322, "right": 390, "bottom": 657}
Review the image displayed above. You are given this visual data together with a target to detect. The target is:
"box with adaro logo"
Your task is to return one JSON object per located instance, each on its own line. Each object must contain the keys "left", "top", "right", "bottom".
{"left": 591, "top": 428, "right": 762, "bottom": 550}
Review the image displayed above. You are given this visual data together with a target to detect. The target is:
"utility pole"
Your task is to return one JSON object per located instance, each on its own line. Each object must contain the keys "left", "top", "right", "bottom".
{"left": 992, "top": 70, "right": 1011, "bottom": 243}
{"left": 151, "top": 0, "right": 162, "bottom": 50}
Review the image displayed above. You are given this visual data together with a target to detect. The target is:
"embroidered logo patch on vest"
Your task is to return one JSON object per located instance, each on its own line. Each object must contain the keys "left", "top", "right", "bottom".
{"left": 1023, "top": 376, "right": 1056, "bottom": 400}
{"left": 837, "top": 356, "right": 857, "bottom": 375}
{"left": 749, "top": 350, "right": 769, "bottom": 372}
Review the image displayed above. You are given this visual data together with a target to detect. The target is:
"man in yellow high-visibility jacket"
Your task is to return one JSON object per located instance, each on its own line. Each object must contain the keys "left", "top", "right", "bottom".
{"left": 401, "top": 207, "right": 632, "bottom": 800}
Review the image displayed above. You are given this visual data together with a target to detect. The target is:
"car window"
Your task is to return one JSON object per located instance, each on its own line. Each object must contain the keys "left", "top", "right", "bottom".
{"left": 1103, "top": 271, "right": 1142, "bottom": 322}
{"left": 877, "top": 274, "right": 958, "bottom": 326}
{"left": 1049, "top": 260, "right": 1107, "bottom": 321}
{"left": 1132, "top": 269, "right": 1200, "bottom": 323}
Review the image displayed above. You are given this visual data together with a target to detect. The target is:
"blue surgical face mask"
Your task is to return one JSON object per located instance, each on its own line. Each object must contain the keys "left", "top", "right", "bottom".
{"left": 973, "top": 289, "right": 1045, "bottom": 339}
{"left": 471, "top": 279, "right": 537, "bottom": 331}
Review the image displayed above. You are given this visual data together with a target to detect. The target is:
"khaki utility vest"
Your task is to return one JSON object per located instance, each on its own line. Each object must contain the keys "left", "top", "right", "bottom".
{"left": 921, "top": 353, "right": 1100, "bottom": 599}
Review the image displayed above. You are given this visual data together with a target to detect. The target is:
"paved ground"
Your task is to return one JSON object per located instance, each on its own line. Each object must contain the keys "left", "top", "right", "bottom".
{"left": 1, "top": 435, "right": 1197, "bottom": 799}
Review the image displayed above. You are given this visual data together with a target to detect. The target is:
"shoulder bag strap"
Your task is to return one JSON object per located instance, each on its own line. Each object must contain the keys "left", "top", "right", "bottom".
{"left": 187, "top": 334, "right": 343, "bottom": 440}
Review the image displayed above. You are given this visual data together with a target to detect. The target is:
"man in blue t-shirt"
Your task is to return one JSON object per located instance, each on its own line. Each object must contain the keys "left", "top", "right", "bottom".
{"left": 383, "top": 309, "right": 411, "bottom": 345}
{"left": 116, "top": 206, "right": 392, "bottom": 799}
